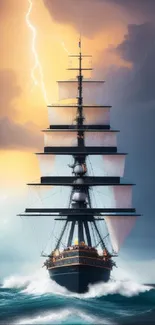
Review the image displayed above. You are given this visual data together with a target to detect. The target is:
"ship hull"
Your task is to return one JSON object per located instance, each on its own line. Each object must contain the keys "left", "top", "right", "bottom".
{"left": 48, "top": 264, "right": 111, "bottom": 293}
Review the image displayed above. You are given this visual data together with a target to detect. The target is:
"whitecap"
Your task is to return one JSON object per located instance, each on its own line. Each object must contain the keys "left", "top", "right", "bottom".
{"left": 2, "top": 269, "right": 152, "bottom": 299}
{"left": 17, "top": 308, "right": 112, "bottom": 325}
{"left": 2, "top": 275, "right": 30, "bottom": 289}
{"left": 17, "top": 309, "right": 71, "bottom": 325}
{"left": 79, "top": 279, "right": 152, "bottom": 299}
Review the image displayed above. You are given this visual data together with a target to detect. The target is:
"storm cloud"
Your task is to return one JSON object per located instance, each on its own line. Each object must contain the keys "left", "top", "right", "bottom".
{"left": 0, "top": 117, "right": 42, "bottom": 150}
{"left": 0, "top": 70, "right": 42, "bottom": 150}
{"left": 43, "top": 0, "right": 155, "bottom": 37}
{"left": 0, "top": 70, "right": 21, "bottom": 118}
{"left": 106, "top": 22, "right": 155, "bottom": 104}
{"left": 106, "top": 0, "right": 155, "bottom": 19}
{"left": 43, "top": 0, "right": 127, "bottom": 37}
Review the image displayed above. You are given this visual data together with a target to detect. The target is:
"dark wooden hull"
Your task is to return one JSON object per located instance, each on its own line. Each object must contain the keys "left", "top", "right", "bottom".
{"left": 48, "top": 264, "right": 111, "bottom": 293}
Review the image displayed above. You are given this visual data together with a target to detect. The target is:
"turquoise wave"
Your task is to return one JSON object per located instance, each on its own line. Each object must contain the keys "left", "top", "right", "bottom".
{"left": 0, "top": 272, "right": 154, "bottom": 324}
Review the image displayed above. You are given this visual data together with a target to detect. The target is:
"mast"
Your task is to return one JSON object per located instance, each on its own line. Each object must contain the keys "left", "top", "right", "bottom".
{"left": 67, "top": 36, "right": 92, "bottom": 247}
{"left": 77, "top": 36, "right": 84, "bottom": 129}
{"left": 19, "top": 39, "right": 139, "bottom": 255}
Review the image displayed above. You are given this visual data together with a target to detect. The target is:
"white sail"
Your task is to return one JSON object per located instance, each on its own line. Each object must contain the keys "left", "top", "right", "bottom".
{"left": 85, "top": 132, "right": 116, "bottom": 147}
{"left": 92, "top": 185, "right": 132, "bottom": 208}
{"left": 44, "top": 131, "right": 117, "bottom": 147}
{"left": 28, "top": 185, "right": 71, "bottom": 208}
{"left": 48, "top": 106, "right": 76, "bottom": 125}
{"left": 84, "top": 106, "right": 110, "bottom": 125}
{"left": 37, "top": 154, "right": 125, "bottom": 177}
{"left": 87, "top": 155, "right": 125, "bottom": 177}
{"left": 104, "top": 215, "right": 136, "bottom": 252}
{"left": 37, "top": 154, "right": 55, "bottom": 177}
{"left": 58, "top": 80, "right": 105, "bottom": 105}
{"left": 48, "top": 106, "right": 110, "bottom": 126}
{"left": 37, "top": 154, "right": 73, "bottom": 177}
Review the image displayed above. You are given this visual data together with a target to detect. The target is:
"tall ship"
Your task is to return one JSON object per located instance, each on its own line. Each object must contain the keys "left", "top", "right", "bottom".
{"left": 19, "top": 41, "right": 139, "bottom": 293}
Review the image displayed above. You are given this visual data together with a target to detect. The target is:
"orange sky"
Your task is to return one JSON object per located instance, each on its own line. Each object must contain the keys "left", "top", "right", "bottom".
{"left": 0, "top": 0, "right": 131, "bottom": 194}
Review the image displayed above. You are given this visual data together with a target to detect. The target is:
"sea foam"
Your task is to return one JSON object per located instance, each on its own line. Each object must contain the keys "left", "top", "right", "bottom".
{"left": 2, "top": 268, "right": 152, "bottom": 299}
{"left": 17, "top": 308, "right": 112, "bottom": 325}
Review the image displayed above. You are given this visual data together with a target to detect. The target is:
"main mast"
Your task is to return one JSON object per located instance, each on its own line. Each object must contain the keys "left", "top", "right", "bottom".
{"left": 68, "top": 38, "right": 91, "bottom": 246}
{"left": 77, "top": 38, "right": 84, "bottom": 129}
{"left": 65, "top": 38, "right": 106, "bottom": 249}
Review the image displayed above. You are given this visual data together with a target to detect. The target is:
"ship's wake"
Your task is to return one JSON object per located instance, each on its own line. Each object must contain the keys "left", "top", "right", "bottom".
{"left": 2, "top": 269, "right": 152, "bottom": 299}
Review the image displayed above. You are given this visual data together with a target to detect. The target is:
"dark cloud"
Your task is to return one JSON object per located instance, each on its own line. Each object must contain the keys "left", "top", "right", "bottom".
{"left": 117, "top": 23, "right": 155, "bottom": 103}
{"left": 116, "top": 23, "right": 155, "bottom": 64}
{"left": 106, "top": 0, "right": 155, "bottom": 19}
{"left": 0, "top": 70, "right": 21, "bottom": 118}
{"left": 0, "top": 117, "right": 42, "bottom": 150}
{"left": 0, "top": 0, "right": 9, "bottom": 13}
{"left": 43, "top": 0, "right": 155, "bottom": 37}
{"left": 103, "top": 22, "right": 155, "bottom": 104}
{"left": 0, "top": 70, "right": 42, "bottom": 150}
{"left": 43, "top": 0, "right": 125, "bottom": 37}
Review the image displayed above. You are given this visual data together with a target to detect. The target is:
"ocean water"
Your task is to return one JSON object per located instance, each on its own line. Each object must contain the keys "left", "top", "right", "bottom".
{"left": 0, "top": 269, "right": 154, "bottom": 325}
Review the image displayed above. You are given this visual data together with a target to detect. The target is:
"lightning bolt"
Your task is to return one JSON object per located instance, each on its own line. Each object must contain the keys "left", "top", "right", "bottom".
{"left": 26, "top": 0, "right": 49, "bottom": 105}
{"left": 61, "top": 41, "right": 70, "bottom": 55}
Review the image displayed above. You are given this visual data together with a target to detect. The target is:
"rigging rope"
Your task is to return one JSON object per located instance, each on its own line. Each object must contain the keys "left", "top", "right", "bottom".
{"left": 88, "top": 156, "right": 95, "bottom": 177}
{"left": 64, "top": 221, "right": 70, "bottom": 247}
{"left": 41, "top": 219, "right": 56, "bottom": 254}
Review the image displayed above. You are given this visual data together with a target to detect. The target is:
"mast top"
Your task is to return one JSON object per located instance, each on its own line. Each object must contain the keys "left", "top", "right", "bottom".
{"left": 79, "top": 35, "right": 81, "bottom": 55}
{"left": 68, "top": 36, "right": 92, "bottom": 58}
